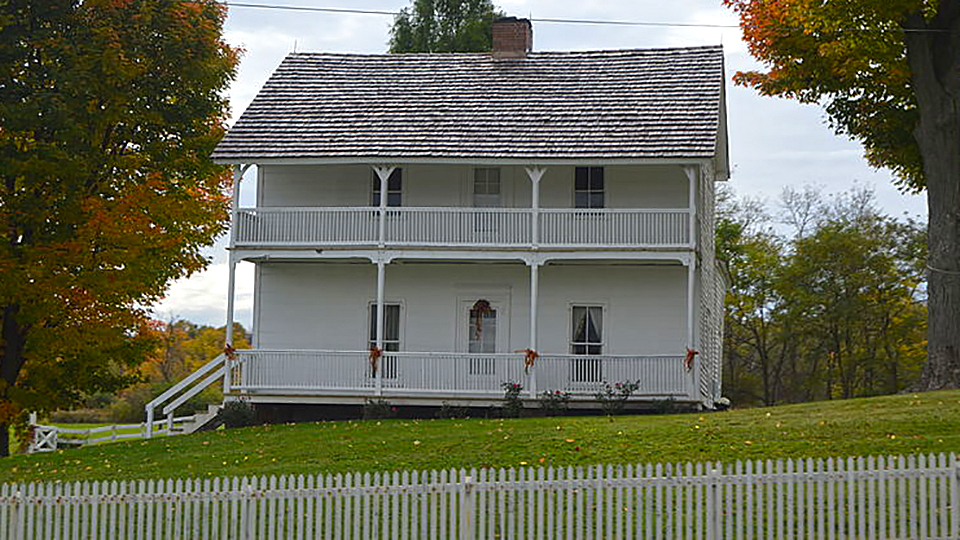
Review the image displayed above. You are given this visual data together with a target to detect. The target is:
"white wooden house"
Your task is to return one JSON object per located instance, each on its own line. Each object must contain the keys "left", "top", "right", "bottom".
{"left": 192, "top": 18, "right": 729, "bottom": 418}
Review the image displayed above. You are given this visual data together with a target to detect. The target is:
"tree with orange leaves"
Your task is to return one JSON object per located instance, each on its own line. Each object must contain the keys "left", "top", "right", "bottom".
{"left": 724, "top": 0, "right": 960, "bottom": 391}
{"left": 0, "top": 0, "right": 239, "bottom": 455}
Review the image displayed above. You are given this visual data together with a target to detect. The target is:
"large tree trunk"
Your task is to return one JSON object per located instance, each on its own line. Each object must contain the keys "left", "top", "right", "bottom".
{"left": 0, "top": 304, "right": 27, "bottom": 458}
{"left": 905, "top": 4, "right": 960, "bottom": 391}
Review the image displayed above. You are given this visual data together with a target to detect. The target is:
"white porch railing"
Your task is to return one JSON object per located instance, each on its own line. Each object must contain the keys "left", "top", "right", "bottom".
{"left": 385, "top": 207, "right": 532, "bottom": 247}
{"left": 539, "top": 208, "right": 690, "bottom": 247}
{"left": 234, "top": 207, "right": 690, "bottom": 249}
{"left": 228, "top": 350, "right": 691, "bottom": 400}
{"left": 235, "top": 207, "right": 379, "bottom": 246}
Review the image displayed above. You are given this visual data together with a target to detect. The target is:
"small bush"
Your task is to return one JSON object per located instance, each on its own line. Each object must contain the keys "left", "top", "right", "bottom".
{"left": 217, "top": 400, "right": 258, "bottom": 428}
{"left": 594, "top": 380, "right": 641, "bottom": 415}
{"left": 363, "top": 399, "right": 397, "bottom": 420}
{"left": 501, "top": 381, "right": 524, "bottom": 418}
{"left": 653, "top": 397, "right": 683, "bottom": 415}
{"left": 537, "top": 390, "right": 571, "bottom": 416}
{"left": 435, "top": 402, "right": 469, "bottom": 419}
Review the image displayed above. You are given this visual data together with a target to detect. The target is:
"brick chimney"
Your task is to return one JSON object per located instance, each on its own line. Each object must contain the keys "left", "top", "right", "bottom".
{"left": 492, "top": 17, "right": 532, "bottom": 59}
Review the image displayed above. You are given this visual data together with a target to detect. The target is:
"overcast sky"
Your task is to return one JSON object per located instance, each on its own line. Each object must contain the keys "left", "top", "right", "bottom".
{"left": 151, "top": 0, "right": 928, "bottom": 328}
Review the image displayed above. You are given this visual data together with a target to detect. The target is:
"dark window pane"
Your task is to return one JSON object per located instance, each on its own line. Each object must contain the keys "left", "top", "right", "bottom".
{"left": 369, "top": 306, "right": 377, "bottom": 341}
{"left": 572, "top": 307, "right": 587, "bottom": 342}
{"left": 575, "top": 167, "right": 588, "bottom": 191}
{"left": 387, "top": 192, "right": 402, "bottom": 207}
{"left": 574, "top": 192, "right": 589, "bottom": 209}
{"left": 586, "top": 317, "right": 601, "bottom": 344}
{"left": 387, "top": 170, "right": 402, "bottom": 191}
{"left": 385, "top": 305, "right": 400, "bottom": 341}
{"left": 572, "top": 344, "right": 586, "bottom": 355}
{"left": 589, "top": 167, "right": 604, "bottom": 190}
{"left": 590, "top": 193, "right": 604, "bottom": 209}
{"left": 588, "top": 345, "right": 602, "bottom": 355}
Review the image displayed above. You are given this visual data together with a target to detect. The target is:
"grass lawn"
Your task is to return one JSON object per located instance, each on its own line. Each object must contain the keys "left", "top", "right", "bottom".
{"left": 2, "top": 390, "right": 959, "bottom": 484}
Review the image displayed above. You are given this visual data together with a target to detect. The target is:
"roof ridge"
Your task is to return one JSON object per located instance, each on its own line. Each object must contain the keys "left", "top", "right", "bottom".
{"left": 285, "top": 45, "right": 723, "bottom": 59}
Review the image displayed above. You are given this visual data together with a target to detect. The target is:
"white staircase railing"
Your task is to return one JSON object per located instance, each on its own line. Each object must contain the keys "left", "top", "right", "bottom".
{"left": 144, "top": 353, "right": 227, "bottom": 438}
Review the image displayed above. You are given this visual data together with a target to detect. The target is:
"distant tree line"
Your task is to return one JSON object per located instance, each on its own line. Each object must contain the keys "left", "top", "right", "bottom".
{"left": 719, "top": 186, "right": 927, "bottom": 407}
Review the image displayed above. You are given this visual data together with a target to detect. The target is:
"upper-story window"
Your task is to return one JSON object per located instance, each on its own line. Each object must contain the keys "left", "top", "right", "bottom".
{"left": 473, "top": 168, "right": 501, "bottom": 208}
{"left": 574, "top": 167, "right": 604, "bottom": 209}
{"left": 371, "top": 169, "right": 402, "bottom": 206}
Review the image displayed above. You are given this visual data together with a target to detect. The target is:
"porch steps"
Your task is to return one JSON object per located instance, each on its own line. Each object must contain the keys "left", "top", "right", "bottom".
{"left": 169, "top": 404, "right": 222, "bottom": 435}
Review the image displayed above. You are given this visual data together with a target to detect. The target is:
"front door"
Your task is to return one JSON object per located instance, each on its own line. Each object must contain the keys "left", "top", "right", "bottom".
{"left": 458, "top": 296, "right": 509, "bottom": 376}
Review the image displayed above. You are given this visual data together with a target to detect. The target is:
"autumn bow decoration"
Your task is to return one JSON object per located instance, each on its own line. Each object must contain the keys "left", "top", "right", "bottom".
{"left": 369, "top": 347, "right": 383, "bottom": 375}
{"left": 471, "top": 299, "right": 493, "bottom": 340}
{"left": 683, "top": 348, "right": 699, "bottom": 371}
{"left": 516, "top": 348, "right": 539, "bottom": 373}
{"left": 223, "top": 344, "right": 237, "bottom": 360}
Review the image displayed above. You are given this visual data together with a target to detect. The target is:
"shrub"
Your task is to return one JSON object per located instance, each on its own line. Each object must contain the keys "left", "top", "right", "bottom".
{"left": 363, "top": 399, "right": 397, "bottom": 420}
{"left": 501, "top": 381, "right": 524, "bottom": 418}
{"left": 49, "top": 408, "right": 113, "bottom": 424}
{"left": 653, "top": 397, "right": 683, "bottom": 415}
{"left": 594, "top": 380, "right": 641, "bottom": 415}
{"left": 217, "top": 400, "right": 258, "bottom": 428}
{"left": 435, "top": 402, "right": 469, "bottom": 419}
{"left": 537, "top": 390, "right": 571, "bottom": 416}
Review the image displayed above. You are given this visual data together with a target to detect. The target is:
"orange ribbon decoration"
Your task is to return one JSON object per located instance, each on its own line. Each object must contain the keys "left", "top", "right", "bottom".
{"left": 683, "top": 348, "right": 699, "bottom": 371}
{"left": 369, "top": 347, "right": 383, "bottom": 375}
{"left": 516, "top": 349, "right": 539, "bottom": 373}
{"left": 223, "top": 344, "right": 237, "bottom": 360}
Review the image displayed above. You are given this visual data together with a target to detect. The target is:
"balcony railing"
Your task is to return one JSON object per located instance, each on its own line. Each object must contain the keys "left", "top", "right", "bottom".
{"left": 228, "top": 350, "right": 693, "bottom": 399}
{"left": 234, "top": 207, "right": 691, "bottom": 249}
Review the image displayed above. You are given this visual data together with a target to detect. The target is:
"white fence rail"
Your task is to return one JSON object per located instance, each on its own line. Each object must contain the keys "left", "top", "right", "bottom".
{"left": 29, "top": 418, "right": 196, "bottom": 453}
{"left": 1, "top": 454, "right": 957, "bottom": 539}
{"left": 229, "top": 350, "right": 690, "bottom": 399}
{"left": 234, "top": 207, "right": 691, "bottom": 249}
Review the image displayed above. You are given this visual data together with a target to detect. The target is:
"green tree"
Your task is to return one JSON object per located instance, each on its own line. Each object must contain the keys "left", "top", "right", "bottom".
{"left": 0, "top": 0, "right": 238, "bottom": 456}
{"left": 723, "top": 0, "right": 960, "bottom": 390}
{"left": 720, "top": 187, "right": 927, "bottom": 406}
{"left": 389, "top": 0, "right": 503, "bottom": 53}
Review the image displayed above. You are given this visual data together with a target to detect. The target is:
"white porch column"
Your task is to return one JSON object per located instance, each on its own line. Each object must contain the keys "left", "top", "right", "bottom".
{"left": 372, "top": 166, "right": 396, "bottom": 248}
{"left": 525, "top": 167, "right": 546, "bottom": 248}
{"left": 683, "top": 165, "right": 698, "bottom": 249}
{"left": 375, "top": 259, "right": 387, "bottom": 396}
{"left": 686, "top": 257, "right": 696, "bottom": 349}
{"left": 225, "top": 164, "right": 246, "bottom": 348}
{"left": 528, "top": 261, "right": 540, "bottom": 398}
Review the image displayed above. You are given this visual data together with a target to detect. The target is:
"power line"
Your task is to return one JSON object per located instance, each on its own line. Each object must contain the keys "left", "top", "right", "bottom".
{"left": 218, "top": 2, "right": 950, "bottom": 34}
{"left": 221, "top": 2, "right": 741, "bottom": 29}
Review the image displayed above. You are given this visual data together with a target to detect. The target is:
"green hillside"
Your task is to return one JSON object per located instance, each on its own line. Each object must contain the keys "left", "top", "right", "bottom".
{"left": 2, "top": 390, "right": 958, "bottom": 484}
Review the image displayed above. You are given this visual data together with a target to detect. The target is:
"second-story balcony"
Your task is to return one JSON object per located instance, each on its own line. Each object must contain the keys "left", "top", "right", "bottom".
{"left": 233, "top": 206, "right": 692, "bottom": 250}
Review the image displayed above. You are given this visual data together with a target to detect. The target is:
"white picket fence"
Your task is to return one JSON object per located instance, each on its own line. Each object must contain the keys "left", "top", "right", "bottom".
{"left": 1, "top": 453, "right": 957, "bottom": 539}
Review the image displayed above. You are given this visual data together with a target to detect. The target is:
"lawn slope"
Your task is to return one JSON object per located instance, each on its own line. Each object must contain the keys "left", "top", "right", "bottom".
{"left": 2, "top": 390, "right": 959, "bottom": 483}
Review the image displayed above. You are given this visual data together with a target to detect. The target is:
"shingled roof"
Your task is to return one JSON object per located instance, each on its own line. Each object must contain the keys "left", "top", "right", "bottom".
{"left": 211, "top": 46, "right": 726, "bottom": 163}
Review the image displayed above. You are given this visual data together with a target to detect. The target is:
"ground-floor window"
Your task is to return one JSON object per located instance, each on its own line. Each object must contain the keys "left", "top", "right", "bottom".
{"left": 369, "top": 303, "right": 401, "bottom": 378}
{"left": 571, "top": 305, "right": 603, "bottom": 382}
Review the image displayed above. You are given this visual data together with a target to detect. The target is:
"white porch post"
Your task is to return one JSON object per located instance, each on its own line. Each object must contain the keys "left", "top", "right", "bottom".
{"left": 686, "top": 257, "right": 696, "bottom": 349}
{"left": 372, "top": 166, "right": 396, "bottom": 248}
{"left": 525, "top": 167, "right": 545, "bottom": 248}
{"left": 528, "top": 261, "right": 540, "bottom": 398}
{"left": 375, "top": 259, "right": 386, "bottom": 396}
{"left": 683, "top": 165, "right": 698, "bottom": 249}
{"left": 225, "top": 164, "right": 245, "bottom": 348}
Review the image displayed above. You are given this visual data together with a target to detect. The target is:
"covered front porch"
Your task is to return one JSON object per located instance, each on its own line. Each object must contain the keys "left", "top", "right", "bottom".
{"left": 225, "top": 350, "right": 695, "bottom": 403}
